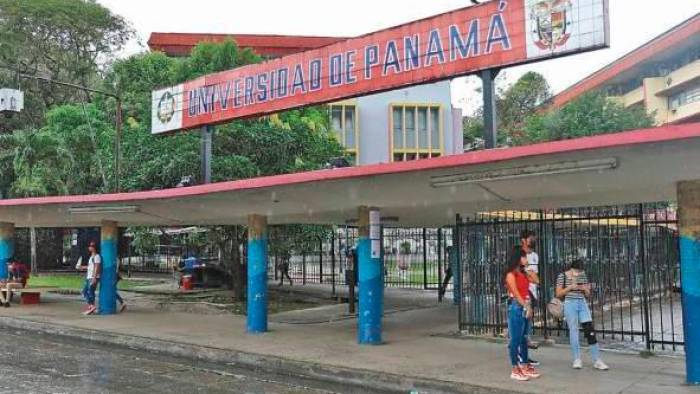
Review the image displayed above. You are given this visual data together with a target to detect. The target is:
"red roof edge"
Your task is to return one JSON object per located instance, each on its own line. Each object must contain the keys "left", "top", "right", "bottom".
{"left": 1, "top": 123, "right": 700, "bottom": 207}
{"left": 551, "top": 13, "right": 700, "bottom": 109}
{"left": 147, "top": 33, "right": 349, "bottom": 57}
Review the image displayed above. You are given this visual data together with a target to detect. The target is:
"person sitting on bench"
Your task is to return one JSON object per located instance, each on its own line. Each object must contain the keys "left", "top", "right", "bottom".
{"left": 8, "top": 259, "right": 29, "bottom": 287}
{"left": 0, "top": 278, "right": 9, "bottom": 307}
{"left": 3, "top": 257, "right": 29, "bottom": 305}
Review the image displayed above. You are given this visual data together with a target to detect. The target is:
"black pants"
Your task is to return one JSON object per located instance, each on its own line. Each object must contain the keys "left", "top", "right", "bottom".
{"left": 439, "top": 268, "right": 453, "bottom": 300}
{"left": 279, "top": 269, "right": 292, "bottom": 285}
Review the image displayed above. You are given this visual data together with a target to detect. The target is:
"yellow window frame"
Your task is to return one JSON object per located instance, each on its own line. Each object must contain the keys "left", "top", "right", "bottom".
{"left": 329, "top": 101, "right": 360, "bottom": 165}
{"left": 389, "top": 103, "right": 444, "bottom": 162}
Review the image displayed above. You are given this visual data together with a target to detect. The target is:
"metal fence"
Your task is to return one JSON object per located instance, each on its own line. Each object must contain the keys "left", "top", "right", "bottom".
{"left": 457, "top": 204, "right": 683, "bottom": 352}
{"left": 268, "top": 226, "right": 452, "bottom": 291}
{"left": 121, "top": 244, "right": 219, "bottom": 275}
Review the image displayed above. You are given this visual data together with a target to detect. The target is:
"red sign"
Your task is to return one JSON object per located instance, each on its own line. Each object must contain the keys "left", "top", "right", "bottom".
{"left": 152, "top": 0, "right": 609, "bottom": 134}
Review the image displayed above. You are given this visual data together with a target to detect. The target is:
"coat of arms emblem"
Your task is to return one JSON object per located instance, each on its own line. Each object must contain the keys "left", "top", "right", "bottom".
{"left": 530, "top": 0, "right": 573, "bottom": 50}
{"left": 157, "top": 91, "right": 176, "bottom": 124}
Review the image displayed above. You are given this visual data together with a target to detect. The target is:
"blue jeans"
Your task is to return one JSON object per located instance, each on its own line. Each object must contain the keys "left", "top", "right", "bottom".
{"left": 564, "top": 298, "right": 600, "bottom": 362}
{"left": 507, "top": 302, "right": 529, "bottom": 366}
{"left": 82, "top": 279, "right": 97, "bottom": 305}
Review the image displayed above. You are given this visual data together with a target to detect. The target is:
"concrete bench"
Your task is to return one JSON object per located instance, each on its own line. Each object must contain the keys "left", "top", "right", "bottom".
{"left": 4, "top": 287, "right": 59, "bottom": 305}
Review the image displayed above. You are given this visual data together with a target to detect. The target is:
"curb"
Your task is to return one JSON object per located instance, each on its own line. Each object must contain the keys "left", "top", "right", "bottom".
{"left": 0, "top": 316, "right": 510, "bottom": 394}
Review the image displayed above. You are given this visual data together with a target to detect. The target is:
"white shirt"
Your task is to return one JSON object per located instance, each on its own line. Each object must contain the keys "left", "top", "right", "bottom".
{"left": 87, "top": 254, "right": 102, "bottom": 280}
{"left": 526, "top": 251, "right": 539, "bottom": 299}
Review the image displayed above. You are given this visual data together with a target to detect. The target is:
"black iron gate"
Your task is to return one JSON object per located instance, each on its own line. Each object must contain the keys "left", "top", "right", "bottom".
{"left": 268, "top": 226, "right": 450, "bottom": 291}
{"left": 457, "top": 204, "right": 683, "bottom": 352}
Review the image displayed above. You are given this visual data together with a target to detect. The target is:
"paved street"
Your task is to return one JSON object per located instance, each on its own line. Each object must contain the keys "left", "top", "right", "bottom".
{"left": 0, "top": 330, "right": 385, "bottom": 394}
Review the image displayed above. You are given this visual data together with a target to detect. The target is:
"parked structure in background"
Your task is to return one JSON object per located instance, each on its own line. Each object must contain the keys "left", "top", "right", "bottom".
{"left": 551, "top": 14, "right": 700, "bottom": 125}
{"left": 148, "top": 33, "right": 463, "bottom": 165}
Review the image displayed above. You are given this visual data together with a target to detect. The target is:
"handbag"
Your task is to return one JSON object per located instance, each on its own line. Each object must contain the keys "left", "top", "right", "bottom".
{"left": 547, "top": 273, "right": 566, "bottom": 320}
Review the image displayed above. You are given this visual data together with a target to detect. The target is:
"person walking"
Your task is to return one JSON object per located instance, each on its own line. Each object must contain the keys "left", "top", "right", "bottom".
{"left": 77, "top": 241, "right": 101, "bottom": 316}
{"left": 556, "top": 259, "right": 609, "bottom": 371}
{"left": 520, "top": 230, "right": 540, "bottom": 366}
{"left": 504, "top": 248, "right": 541, "bottom": 382}
{"left": 278, "top": 250, "right": 293, "bottom": 286}
{"left": 115, "top": 270, "right": 127, "bottom": 313}
{"left": 438, "top": 246, "right": 454, "bottom": 302}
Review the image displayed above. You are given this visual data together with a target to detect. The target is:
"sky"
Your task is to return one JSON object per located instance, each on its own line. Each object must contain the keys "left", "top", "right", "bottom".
{"left": 99, "top": 0, "right": 700, "bottom": 114}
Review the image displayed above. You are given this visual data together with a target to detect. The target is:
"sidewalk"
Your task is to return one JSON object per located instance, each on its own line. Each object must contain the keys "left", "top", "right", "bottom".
{"left": 0, "top": 290, "right": 693, "bottom": 394}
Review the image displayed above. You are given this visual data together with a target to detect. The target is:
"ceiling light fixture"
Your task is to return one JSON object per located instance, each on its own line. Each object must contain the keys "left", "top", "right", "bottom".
{"left": 68, "top": 205, "right": 140, "bottom": 215}
{"left": 430, "top": 158, "right": 618, "bottom": 188}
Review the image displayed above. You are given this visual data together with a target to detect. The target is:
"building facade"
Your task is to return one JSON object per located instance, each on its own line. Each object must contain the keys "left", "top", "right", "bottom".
{"left": 551, "top": 14, "right": 700, "bottom": 125}
{"left": 148, "top": 33, "right": 463, "bottom": 165}
{"left": 328, "top": 81, "right": 462, "bottom": 165}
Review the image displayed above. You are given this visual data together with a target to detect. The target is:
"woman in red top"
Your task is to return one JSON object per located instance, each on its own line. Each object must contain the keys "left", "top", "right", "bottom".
{"left": 504, "top": 248, "right": 541, "bottom": 381}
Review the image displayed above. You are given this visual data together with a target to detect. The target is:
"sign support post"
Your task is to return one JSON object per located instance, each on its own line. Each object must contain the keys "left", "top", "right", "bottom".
{"left": 201, "top": 125, "right": 213, "bottom": 184}
{"left": 481, "top": 68, "right": 500, "bottom": 149}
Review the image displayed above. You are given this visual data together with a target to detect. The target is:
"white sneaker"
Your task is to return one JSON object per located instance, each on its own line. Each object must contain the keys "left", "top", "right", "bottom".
{"left": 572, "top": 359, "right": 583, "bottom": 369}
{"left": 593, "top": 359, "right": 609, "bottom": 370}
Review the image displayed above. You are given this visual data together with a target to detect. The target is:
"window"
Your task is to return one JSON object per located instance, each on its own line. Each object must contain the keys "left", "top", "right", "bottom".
{"left": 669, "top": 81, "right": 700, "bottom": 110}
{"left": 329, "top": 104, "right": 359, "bottom": 162}
{"left": 390, "top": 104, "right": 442, "bottom": 162}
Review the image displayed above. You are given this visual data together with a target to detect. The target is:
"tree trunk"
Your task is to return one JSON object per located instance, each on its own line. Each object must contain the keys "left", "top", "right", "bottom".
{"left": 231, "top": 227, "right": 245, "bottom": 301}
{"left": 30, "top": 227, "right": 37, "bottom": 273}
{"left": 217, "top": 225, "right": 245, "bottom": 301}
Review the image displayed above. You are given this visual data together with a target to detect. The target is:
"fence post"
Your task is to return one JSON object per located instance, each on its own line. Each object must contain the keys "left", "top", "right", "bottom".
{"left": 423, "top": 228, "right": 428, "bottom": 290}
{"left": 331, "top": 230, "right": 336, "bottom": 296}
{"left": 319, "top": 237, "right": 324, "bottom": 284}
{"left": 303, "top": 253, "right": 307, "bottom": 285}
{"left": 127, "top": 241, "right": 132, "bottom": 278}
{"left": 455, "top": 215, "right": 463, "bottom": 331}
{"left": 639, "top": 204, "right": 652, "bottom": 351}
{"left": 538, "top": 209, "right": 548, "bottom": 338}
{"left": 437, "top": 228, "right": 443, "bottom": 292}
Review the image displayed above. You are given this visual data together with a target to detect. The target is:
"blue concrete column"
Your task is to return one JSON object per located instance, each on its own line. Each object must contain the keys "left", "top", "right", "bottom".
{"left": 247, "top": 214, "right": 268, "bottom": 334}
{"left": 99, "top": 220, "right": 118, "bottom": 315}
{"left": 679, "top": 181, "right": 700, "bottom": 384}
{"left": 357, "top": 206, "right": 383, "bottom": 345}
{"left": 0, "top": 223, "right": 15, "bottom": 280}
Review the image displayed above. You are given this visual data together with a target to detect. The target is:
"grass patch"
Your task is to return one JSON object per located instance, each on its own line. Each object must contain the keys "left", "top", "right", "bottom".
{"left": 27, "top": 274, "right": 154, "bottom": 290}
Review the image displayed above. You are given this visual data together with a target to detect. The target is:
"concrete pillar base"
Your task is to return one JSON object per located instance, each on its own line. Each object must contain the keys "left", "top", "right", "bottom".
{"left": 357, "top": 206, "right": 383, "bottom": 345}
{"left": 247, "top": 214, "right": 268, "bottom": 334}
{"left": 0, "top": 222, "right": 15, "bottom": 280}
{"left": 99, "top": 221, "right": 118, "bottom": 315}
{"left": 678, "top": 181, "right": 700, "bottom": 384}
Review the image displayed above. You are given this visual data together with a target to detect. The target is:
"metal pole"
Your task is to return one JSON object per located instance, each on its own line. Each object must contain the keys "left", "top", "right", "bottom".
{"left": 127, "top": 240, "right": 132, "bottom": 279}
{"left": 331, "top": 230, "right": 336, "bottom": 296}
{"left": 538, "top": 210, "right": 548, "bottom": 338}
{"left": 423, "top": 228, "right": 428, "bottom": 290}
{"left": 303, "top": 253, "right": 307, "bottom": 285}
{"left": 200, "top": 125, "right": 213, "bottom": 184}
{"left": 319, "top": 237, "right": 324, "bottom": 284}
{"left": 455, "top": 215, "right": 463, "bottom": 331}
{"left": 437, "top": 228, "right": 443, "bottom": 292}
{"left": 639, "top": 204, "right": 652, "bottom": 351}
{"left": 480, "top": 68, "right": 500, "bottom": 149}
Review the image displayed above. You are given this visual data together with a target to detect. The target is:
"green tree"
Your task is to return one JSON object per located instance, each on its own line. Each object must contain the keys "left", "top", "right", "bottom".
{"left": 464, "top": 73, "right": 655, "bottom": 148}
{"left": 102, "top": 41, "right": 341, "bottom": 299}
{"left": 524, "top": 92, "right": 655, "bottom": 142}
{"left": 464, "top": 71, "right": 552, "bottom": 149}
{"left": 0, "top": 129, "right": 71, "bottom": 197}
{"left": 0, "top": 0, "right": 133, "bottom": 131}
